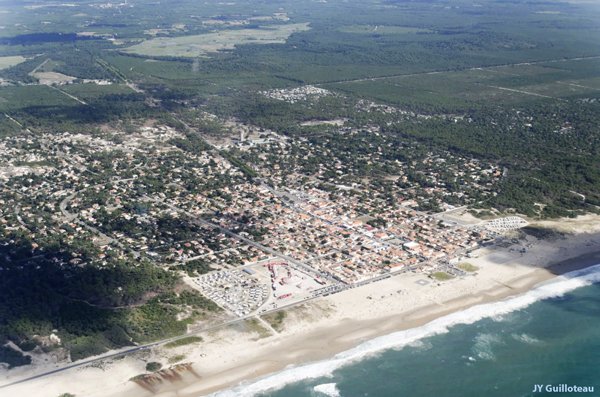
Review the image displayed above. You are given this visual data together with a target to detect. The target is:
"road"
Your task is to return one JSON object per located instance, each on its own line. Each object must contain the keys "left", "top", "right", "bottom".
{"left": 4, "top": 113, "right": 25, "bottom": 129}
{"left": 0, "top": 260, "right": 350, "bottom": 390}
{"left": 0, "top": 314, "right": 251, "bottom": 390}
{"left": 0, "top": 57, "right": 488, "bottom": 389}
{"left": 48, "top": 85, "right": 88, "bottom": 105}
{"left": 1, "top": 186, "right": 468, "bottom": 390}
{"left": 29, "top": 58, "right": 49, "bottom": 75}
{"left": 483, "top": 84, "right": 563, "bottom": 101}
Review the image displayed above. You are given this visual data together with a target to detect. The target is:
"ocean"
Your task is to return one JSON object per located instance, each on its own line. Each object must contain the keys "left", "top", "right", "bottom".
{"left": 212, "top": 264, "right": 600, "bottom": 397}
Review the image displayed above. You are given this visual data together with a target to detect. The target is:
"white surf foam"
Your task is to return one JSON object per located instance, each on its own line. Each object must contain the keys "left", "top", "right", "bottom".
{"left": 511, "top": 333, "right": 542, "bottom": 345}
{"left": 313, "top": 383, "right": 340, "bottom": 397}
{"left": 406, "top": 339, "right": 433, "bottom": 351}
{"left": 210, "top": 263, "right": 600, "bottom": 397}
{"left": 472, "top": 333, "right": 503, "bottom": 361}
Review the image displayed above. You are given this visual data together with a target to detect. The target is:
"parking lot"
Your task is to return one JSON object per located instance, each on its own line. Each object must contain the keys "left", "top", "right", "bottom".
{"left": 193, "top": 270, "right": 269, "bottom": 317}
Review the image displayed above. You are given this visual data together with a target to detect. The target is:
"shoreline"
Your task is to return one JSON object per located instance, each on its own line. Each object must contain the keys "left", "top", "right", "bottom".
{"left": 185, "top": 248, "right": 600, "bottom": 397}
{"left": 2, "top": 228, "right": 600, "bottom": 397}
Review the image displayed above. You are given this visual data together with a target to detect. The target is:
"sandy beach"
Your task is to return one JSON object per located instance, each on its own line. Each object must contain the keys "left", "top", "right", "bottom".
{"left": 2, "top": 217, "right": 600, "bottom": 397}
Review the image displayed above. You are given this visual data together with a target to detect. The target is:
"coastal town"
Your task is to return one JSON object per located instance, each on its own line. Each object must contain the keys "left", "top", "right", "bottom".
{"left": 2, "top": 0, "right": 600, "bottom": 396}
{"left": 0, "top": 109, "right": 511, "bottom": 322}
{"left": 2, "top": 84, "right": 597, "bottom": 397}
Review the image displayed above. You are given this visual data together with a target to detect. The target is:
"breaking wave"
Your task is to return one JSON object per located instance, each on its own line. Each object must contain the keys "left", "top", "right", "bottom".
{"left": 313, "top": 383, "right": 341, "bottom": 397}
{"left": 472, "top": 333, "right": 503, "bottom": 361}
{"left": 210, "top": 263, "right": 600, "bottom": 397}
{"left": 511, "top": 333, "right": 542, "bottom": 345}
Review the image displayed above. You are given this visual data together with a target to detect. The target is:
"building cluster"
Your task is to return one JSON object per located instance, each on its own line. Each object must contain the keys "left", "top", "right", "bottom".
{"left": 355, "top": 98, "right": 470, "bottom": 123}
{"left": 197, "top": 182, "right": 492, "bottom": 284}
{"left": 0, "top": 124, "right": 246, "bottom": 270}
{"left": 486, "top": 216, "right": 528, "bottom": 231}
{"left": 233, "top": 129, "right": 502, "bottom": 212}
{"left": 208, "top": 118, "right": 289, "bottom": 150}
{"left": 260, "top": 85, "right": 333, "bottom": 103}
{"left": 0, "top": 114, "right": 496, "bottom": 311}
{"left": 193, "top": 270, "right": 269, "bottom": 316}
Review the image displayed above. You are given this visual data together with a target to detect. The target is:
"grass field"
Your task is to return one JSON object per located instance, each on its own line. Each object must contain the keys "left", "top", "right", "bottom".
{"left": 458, "top": 263, "right": 479, "bottom": 272}
{"left": 0, "top": 55, "right": 26, "bottom": 70}
{"left": 431, "top": 272, "right": 454, "bottom": 281}
{"left": 122, "top": 23, "right": 311, "bottom": 58}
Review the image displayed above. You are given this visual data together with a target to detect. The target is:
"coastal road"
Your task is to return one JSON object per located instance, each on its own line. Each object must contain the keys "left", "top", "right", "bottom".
{"left": 0, "top": 314, "right": 255, "bottom": 390}
{"left": 0, "top": 265, "right": 351, "bottom": 390}
{"left": 0, "top": 60, "right": 481, "bottom": 390}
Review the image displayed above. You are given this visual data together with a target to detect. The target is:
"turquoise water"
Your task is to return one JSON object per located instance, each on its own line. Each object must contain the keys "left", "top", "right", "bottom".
{"left": 213, "top": 265, "right": 600, "bottom": 397}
